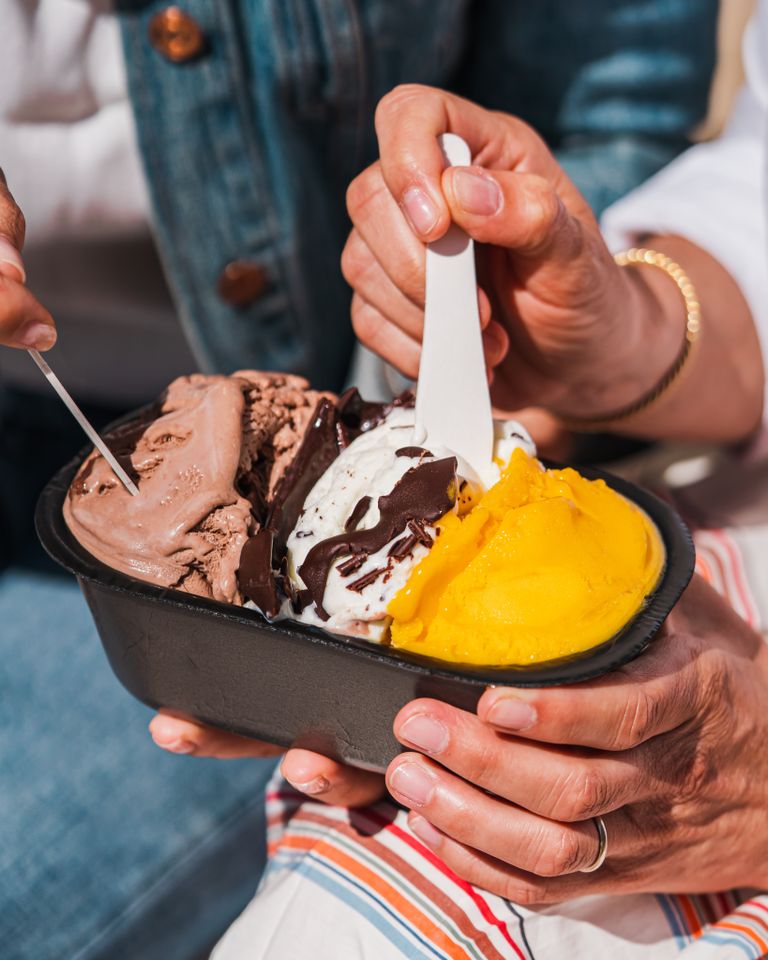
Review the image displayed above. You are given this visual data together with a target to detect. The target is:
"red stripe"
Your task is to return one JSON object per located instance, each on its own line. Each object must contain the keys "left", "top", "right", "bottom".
{"left": 363, "top": 807, "right": 527, "bottom": 960}
{"left": 736, "top": 910, "right": 768, "bottom": 935}
{"left": 676, "top": 895, "right": 703, "bottom": 937}
{"left": 715, "top": 892, "right": 733, "bottom": 915}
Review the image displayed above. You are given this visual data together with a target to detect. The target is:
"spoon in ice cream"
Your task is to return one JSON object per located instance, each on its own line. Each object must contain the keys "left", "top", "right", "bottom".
{"left": 414, "top": 133, "right": 495, "bottom": 488}
{"left": 27, "top": 348, "right": 139, "bottom": 496}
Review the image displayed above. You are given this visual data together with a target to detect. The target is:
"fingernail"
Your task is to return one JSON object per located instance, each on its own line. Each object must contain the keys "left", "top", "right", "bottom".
{"left": 286, "top": 776, "right": 331, "bottom": 796}
{"left": 17, "top": 322, "right": 56, "bottom": 350}
{"left": 409, "top": 814, "right": 443, "bottom": 848}
{"left": 486, "top": 698, "right": 537, "bottom": 731}
{"left": 452, "top": 169, "right": 501, "bottom": 216}
{"left": 398, "top": 715, "right": 449, "bottom": 755}
{"left": 388, "top": 761, "right": 435, "bottom": 806}
{"left": 157, "top": 738, "right": 195, "bottom": 755}
{"left": 0, "top": 237, "right": 25, "bottom": 283}
{"left": 402, "top": 187, "right": 439, "bottom": 237}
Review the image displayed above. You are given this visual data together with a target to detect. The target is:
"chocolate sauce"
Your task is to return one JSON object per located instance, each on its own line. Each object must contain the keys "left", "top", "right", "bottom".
{"left": 344, "top": 496, "right": 372, "bottom": 532}
{"left": 297, "top": 457, "right": 457, "bottom": 617}
{"left": 395, "top": 447, "right": 432, "bottom": 458}
{"left": 236, "top": 388, "right": 419, "bottom": 618}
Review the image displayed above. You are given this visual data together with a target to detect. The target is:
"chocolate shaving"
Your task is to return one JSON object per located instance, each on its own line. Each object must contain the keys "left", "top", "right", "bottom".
{"left": 238, "top": 529, "right": 280, "bottom": 616}
{"left": 344, "top": 495, "right": 372, "bottom": 532}
{"left": 407, "top": 518, "right": 433, "bottom": 547}
{"left": 348, "top": 567, "right": 387, "bottom": 592}
{"left": 388, "top": 534, "right": 419, "bottom": 559}
{"left": 396, "top": 446, "right": 432, "bottom": 458}
{"left": 336, "top": 387, "right": 415, "bottom": 433}
{"left": 297, "top": 457, "right": 457, "bottom": 613}
{"left": 337, "top": 553, "right": 367, "bottom": 577}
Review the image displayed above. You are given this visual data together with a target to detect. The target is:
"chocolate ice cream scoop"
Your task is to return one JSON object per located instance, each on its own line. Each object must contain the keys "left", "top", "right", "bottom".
{"left": 64, "top": 371, "right": 327, "bottom": 604}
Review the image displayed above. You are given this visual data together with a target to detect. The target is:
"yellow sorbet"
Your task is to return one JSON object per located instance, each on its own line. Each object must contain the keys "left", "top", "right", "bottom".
{"left": 388, "top": 450, "right": 664, "bottom": 666}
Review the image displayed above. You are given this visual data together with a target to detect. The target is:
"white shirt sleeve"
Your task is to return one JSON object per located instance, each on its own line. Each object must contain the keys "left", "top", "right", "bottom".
{"left": 601, "top": 1, "right": 768, "bottom": 372}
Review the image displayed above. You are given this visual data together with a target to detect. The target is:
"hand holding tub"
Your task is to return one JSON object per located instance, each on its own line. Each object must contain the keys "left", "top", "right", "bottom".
{"left": 388, "top": 577, "right": 768, "bottom": 897}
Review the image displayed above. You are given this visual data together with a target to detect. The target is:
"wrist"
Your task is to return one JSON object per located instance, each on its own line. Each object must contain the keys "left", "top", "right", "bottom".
{"left": 553, "top": 260, "right": 685, "bottom": 422}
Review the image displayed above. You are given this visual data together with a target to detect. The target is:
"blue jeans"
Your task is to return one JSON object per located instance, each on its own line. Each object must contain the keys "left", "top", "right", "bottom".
{"left": 0, "top": 387, "right": 275, "bottom": 959}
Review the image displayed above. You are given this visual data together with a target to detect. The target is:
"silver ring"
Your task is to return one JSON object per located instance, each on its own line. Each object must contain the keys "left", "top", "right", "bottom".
{"left": 579, "top": 816, "right": 608, "bottom": 873}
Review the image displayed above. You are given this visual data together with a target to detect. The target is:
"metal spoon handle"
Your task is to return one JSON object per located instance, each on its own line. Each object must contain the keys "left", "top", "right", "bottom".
{"left": 27, "top": 349, "right": 138, "bottom": 496}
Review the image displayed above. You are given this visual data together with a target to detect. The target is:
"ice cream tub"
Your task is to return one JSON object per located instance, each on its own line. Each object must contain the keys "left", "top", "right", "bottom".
{"left": 36, "top": 450, "right": 695, "bottom": 772}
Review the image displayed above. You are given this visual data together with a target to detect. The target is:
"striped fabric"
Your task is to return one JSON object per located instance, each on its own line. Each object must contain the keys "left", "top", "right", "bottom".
{"left": 213, "top": 447, "right": 768, "bottom": 960}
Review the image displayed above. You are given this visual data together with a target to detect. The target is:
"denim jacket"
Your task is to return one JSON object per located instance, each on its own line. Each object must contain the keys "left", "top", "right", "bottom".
{"left": 116, "top": 0, "right": 716, "bottom": 391}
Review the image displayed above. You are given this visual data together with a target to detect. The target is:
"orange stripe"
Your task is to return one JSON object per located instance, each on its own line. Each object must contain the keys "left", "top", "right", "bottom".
{"left": 281, "top": 834, "right": 472, "bottom": 959}
{"left": 694, "top": 551, "right": 714, "bottom": 585}
{"left": 291, "top": 808, "right": 514, "bottom": 960}
{"left": 676, "top": 895, "right": 703, "bottom": 937}
{"left": 715, "top": 920, "right": 768, "bottom": 953}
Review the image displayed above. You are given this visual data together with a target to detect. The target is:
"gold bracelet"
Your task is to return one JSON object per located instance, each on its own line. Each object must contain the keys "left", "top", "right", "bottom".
{"left": 562, "top": 248, "right": 702, "bottom": 431}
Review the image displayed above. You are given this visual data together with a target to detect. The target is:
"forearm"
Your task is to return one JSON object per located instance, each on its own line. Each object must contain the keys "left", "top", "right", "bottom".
{"left": 590, "top": 234, "right": 764, "bottom": 443}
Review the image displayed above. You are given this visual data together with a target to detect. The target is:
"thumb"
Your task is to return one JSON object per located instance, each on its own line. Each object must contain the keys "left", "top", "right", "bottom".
{"left": 442, "top": 166, "right": 584, "bottom": 265}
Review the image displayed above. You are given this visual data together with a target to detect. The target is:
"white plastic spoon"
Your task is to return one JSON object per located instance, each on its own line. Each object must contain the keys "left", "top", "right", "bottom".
{"left": 414, "top": 133, "right": 495, "bottom": 488}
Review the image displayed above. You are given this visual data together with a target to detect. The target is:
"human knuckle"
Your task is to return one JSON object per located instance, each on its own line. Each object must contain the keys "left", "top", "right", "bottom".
{"left": 464, "top": 738, "right": 500, "bottom": 785}
{"left": 552, "top": 765, "right": 612, "bottom": 821}
{"left": 350, "top": 299, "right": 378, "bottom": 339}
{"left": 375, "top": 84, "right": 434, "bottom": 127}
{"left": 523, "top": 177, "right": 559, "bottom": 228}
{"left": 506, "top": 879, "right": 550, "bottom": 906}
{"left": 541, "top": 829, "right": 585, "bottom": 877}
{"left": 523, "top": 823, "right": 568, "bottom": 878}
{"left": 345, "top": 166, "right": 384, "bottom": 220}
{"left": 614, "top": 688, "right": 664, "bottom": 749}
{"left": 340, "top": 236, "right": 369, "bottom": 287}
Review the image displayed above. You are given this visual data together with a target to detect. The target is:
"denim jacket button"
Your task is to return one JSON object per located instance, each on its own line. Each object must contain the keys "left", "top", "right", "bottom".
{"left": 217, "top": 261, "right": 270, "bottom": 306}
{"left": 148, "top": 7, "right": 206, "bottom": 63}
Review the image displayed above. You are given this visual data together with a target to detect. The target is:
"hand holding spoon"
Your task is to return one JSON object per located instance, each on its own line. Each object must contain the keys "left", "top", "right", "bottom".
{"left": 414, "top": 134, "right": 495, "bottom": 488}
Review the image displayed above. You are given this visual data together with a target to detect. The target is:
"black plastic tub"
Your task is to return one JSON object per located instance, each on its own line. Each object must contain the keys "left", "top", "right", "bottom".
{"left": 36, "top": 455, "right": 695, "bottom": 772}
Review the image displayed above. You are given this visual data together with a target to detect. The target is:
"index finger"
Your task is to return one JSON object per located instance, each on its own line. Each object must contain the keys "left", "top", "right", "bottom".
{"left": 477, "top": 626, "right": 701, "bottom": 751}
{"left": 373, "top": 84, "right": 528, "bottom": 241}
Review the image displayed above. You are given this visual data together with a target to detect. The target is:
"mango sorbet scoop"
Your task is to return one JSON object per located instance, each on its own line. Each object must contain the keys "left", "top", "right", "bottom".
{"left": 388, "top": 450, "right": 665, "bottom": 666}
